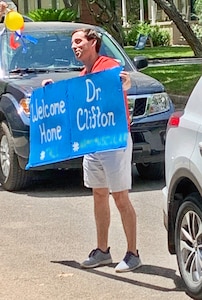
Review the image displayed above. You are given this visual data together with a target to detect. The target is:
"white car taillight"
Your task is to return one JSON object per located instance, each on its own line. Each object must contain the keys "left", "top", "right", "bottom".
{"left": 167, "top": 111, "right": 184, "bottom": 128}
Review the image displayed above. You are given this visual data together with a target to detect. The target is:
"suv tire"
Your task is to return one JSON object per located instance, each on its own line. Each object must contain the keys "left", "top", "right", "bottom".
{"left": 175, "top": 194, "right": 202, "bottom": 300}
{"left": 0, "top": 121, "right": 30, "bottom": 191}
{"left": 136, "top": 162, "right": 164, "bottom": 180}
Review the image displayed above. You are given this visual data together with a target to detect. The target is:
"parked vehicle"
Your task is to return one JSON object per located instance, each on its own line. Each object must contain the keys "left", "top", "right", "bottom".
{"left": 0, "top": 21, "right": 174, "bottom": 191}
{"left": 162, "top": 77, "right": 202, "bottom": 299}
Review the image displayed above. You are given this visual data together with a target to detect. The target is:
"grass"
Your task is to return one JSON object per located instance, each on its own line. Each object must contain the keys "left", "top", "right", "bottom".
{"left": 142, "top": 64, "right": 202, "bottom": 96}
{"left": 124, "top": 45, "right": 194, "bottom": 59}
{"left": 124, "top": 46, "right": 202, "bottom": 96}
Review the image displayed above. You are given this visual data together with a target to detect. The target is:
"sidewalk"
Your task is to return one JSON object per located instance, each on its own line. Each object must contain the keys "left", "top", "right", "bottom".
{"left": 148, "top": 57, "right": 202, "bottom": 67}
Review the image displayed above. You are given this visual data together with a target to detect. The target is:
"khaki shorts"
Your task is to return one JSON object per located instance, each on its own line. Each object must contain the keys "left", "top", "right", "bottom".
{"left": 83, "top": 133, "right": 132, "bottom": 192}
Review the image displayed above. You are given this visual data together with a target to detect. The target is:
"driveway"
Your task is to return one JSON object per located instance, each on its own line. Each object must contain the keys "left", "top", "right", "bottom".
{"left": 0, "top": 167, "right": 191, "bottom": 299}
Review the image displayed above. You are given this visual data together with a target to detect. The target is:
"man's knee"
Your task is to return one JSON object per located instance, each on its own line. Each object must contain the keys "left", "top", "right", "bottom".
{"left": 93, "top": 188, "right": 109, "bottom": 201}
{"left": 112, "top": 190, "right": 129, "bottom": 209}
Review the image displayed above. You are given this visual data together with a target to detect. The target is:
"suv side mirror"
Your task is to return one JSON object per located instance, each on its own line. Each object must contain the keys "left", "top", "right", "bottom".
{"left": 133, "top": 56, "right": 148, "bottom": 70}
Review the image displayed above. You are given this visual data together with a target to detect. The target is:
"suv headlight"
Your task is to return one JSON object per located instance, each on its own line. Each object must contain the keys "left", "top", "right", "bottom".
{"left": 146, "top": 93, "right": 170, "bottom": 115}
{"left": 127, "top": 92, "right": 171, "bottom": 119}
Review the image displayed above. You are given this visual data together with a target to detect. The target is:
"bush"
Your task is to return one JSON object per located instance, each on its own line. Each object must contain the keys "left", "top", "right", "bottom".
{"left": 124, "top": 22, "right": 150, "bottom": 45}
{"left": 124, "top": 22, "right": 170, "bottom": 47}
{"left": 28, "top": 8, "right": 78, "bottom": 22}
{"left": 150, "top": 25, "right": 170, "bottom": 46}
{"left": 192, "top": 24, "right": 202, "bottom": 41}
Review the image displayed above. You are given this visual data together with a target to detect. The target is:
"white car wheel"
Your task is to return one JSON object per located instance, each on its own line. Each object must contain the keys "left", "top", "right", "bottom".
{"left": 175, "top": 194, "right": 202, "bottom": 299}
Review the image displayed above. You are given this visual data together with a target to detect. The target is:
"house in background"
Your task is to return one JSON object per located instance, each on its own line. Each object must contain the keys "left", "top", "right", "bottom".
{"left": 140, "top": 0, "right": 197, "bottom": 45}
{"left": 12, "top": 0, "right": 197, "bottom": 45}
{"left": 12, "top": 0, "right": 95, "bottom": 24}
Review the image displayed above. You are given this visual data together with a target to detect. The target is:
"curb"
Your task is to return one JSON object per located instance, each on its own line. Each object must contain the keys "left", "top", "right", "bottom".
{"left": 169, "top": 94, "right": 189, "bottom": 109}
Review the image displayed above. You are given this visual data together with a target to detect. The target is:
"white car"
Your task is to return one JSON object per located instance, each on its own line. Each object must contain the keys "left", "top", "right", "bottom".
{"left": 162, "top": 76, "right": 202, "bottom": 299}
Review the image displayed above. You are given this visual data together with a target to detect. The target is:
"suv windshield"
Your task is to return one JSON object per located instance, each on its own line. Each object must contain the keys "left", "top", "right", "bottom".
{"left": 1, "top": 30, "right": 134, "bottom": 74}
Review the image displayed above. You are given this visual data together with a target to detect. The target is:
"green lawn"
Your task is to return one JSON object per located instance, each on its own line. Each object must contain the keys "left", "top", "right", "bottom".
{"left": 124, "top": 46, "right": 202, "bottom": 96}
{"left": 142, "top": 64, "right": 202, "bottom": 96}
{"left": 124, "top": 45, "right": 194, "bottom": 59}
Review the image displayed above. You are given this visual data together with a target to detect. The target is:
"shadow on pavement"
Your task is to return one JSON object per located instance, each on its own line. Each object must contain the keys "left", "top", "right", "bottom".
{"left": 0, "top": 166, "right": 165, "bottom": 196}
{"left": 51, "top": 260, "right": 187, "bottom": 294}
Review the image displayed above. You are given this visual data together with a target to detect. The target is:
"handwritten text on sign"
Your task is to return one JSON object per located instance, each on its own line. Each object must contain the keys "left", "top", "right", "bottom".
{"left": 26, "top": 66, "right": 128, "bottom": 169}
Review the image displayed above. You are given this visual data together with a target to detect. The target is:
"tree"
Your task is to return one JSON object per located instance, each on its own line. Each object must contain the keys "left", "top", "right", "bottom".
{"left": 85, "top": 0, "right": 125, "bottom": 46}
{"left": 62, "top": 0, "right": 202, "bottom": 56}
{"left": 63, "top": 0, "right": 79, "bottom": 11}
{"left": 153, "top": 0, "right": 202, "bottom": 56}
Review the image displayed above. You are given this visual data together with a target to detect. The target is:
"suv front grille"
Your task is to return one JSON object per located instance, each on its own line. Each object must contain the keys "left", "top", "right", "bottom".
{"left": 127, "top": 95, "right": 148, "bottom": 119}
{"left": 133, "top": 97, "right": 147, "bottom": 116}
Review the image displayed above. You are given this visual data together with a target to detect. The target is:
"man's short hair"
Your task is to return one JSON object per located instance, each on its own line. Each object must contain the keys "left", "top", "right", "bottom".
{"left": 71, "top": 28, "right": 101, "bottom": 53}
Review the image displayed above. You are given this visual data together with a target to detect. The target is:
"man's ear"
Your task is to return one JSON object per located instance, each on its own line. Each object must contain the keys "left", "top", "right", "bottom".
{"left": 91, "top": 39, "right": 97, "bottom": 47}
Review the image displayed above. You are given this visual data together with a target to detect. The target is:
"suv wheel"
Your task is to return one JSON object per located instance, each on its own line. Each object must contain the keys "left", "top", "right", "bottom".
{"left": 175, "top": 194, "right": 202, "bottom": 299}
{"left": 136, "top": 162, "right": 164, "bottom": 180}
{"left": 0, "top": 121, "right": 30, "bottom": 191}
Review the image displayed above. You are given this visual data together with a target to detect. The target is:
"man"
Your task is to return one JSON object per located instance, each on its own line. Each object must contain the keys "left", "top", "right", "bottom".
{"left": 71, "top": 28, "right": 142, "bottom": 272}
{"left": 0, "top": 1, "right": 8, "bottom": 18}
{"left": 0, "top": 1, "right": 16, "bottom": 22}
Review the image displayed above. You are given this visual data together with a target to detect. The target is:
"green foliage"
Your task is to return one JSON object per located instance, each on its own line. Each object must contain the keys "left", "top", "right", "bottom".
{"left": 124, "top": 22, "right": 150, "bottom": 46}
{"left": 28, "top": 8, "right": 78, "bottom": 22}
{"left": 143, "top": 64, "right": 202, "bottom": 96}
{"left": 150, "top": 26, "right": 170, "bottom": 46}
{"left": 194, "top": 0, "right": 202, "bottom": 22}
{"left": 192, "top": 24, "right": 202, "bottom": 41}
{"left": 124, "top": 45, "right": 199, "bottom": 96}
{"left": 124, "top": 22, "right": 170, "bottom": 47}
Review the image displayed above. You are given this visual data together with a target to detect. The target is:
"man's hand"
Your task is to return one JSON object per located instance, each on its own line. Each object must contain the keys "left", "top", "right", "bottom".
{"left": 0, "top": 1, "right": 8, "bottom": 15}
{"left": 120, "top": 71, "right": 131, "bottom": 91}
{"left": 41, "top": 79, "right": 54, "bottom": 86}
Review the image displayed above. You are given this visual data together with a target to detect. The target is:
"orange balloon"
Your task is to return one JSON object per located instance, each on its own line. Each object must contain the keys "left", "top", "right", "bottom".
{"left": 4, "top": 11, "right": 24, "bottom": 31}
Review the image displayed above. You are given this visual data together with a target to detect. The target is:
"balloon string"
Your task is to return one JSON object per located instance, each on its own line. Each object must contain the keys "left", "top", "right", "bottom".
{"left": 10, "top": 30, "right": 38, "bottom": 52}
{"left": 10, "top": 33, "right": 20, "bottom": 49}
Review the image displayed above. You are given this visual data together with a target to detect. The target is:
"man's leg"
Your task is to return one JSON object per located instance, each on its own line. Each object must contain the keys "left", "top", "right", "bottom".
{"left": 112, "top": 189, "right": 142, "bottom": 272}
{"left": 80, "top": 187, "right": 112, "bottom": 268}
{"left": 93, "top": 187, "right": 110, "bottom": 252}
{"left": 112, "top": 190, "right": 137, "bottom": 254}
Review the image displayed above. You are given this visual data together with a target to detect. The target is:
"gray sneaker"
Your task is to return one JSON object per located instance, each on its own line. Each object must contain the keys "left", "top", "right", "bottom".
{"left": 115, "top": 251, "right": 142, "bottom": 273}
{"left": 80, "top": 247, "right": 112, "bottom": 269}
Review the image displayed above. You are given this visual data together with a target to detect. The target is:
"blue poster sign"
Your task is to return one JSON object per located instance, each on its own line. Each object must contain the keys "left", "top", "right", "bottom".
{"left": 26, "top": 66, "right": 128, "bottom": 169}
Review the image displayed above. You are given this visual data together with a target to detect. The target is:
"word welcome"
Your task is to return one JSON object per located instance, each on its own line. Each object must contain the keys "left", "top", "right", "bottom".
{"left": 31, "top": 98, "right": 66, "bottom": 122}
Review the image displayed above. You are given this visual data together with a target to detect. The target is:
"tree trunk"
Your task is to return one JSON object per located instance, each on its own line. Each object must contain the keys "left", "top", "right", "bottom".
{"left": 63, "top": 0, "right": 79, "bottom": 10}
{"left": 86, "top": 0, "right": 124, "bottom": 47}
{"left": 154, "top": 0, "right": 202, "bottom": 57}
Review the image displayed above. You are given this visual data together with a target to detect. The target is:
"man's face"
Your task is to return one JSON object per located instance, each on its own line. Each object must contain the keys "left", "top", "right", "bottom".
{"left": 71, "top": 31, "right": 95, "bottom": 62}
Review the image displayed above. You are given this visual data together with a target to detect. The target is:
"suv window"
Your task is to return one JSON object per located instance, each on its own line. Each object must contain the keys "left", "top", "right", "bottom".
{"left": 1, "top": 30, "right": 133, "bottom": 73}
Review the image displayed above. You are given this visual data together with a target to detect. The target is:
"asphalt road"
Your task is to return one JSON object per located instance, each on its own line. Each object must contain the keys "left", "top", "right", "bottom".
{"left": 0, "top": 168, "right": 191, "bottom": 300}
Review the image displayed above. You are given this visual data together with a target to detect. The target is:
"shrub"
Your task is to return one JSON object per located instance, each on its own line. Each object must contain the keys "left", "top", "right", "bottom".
{"left": 124, "top": 22, "right": 170, "bottom": 47}
{"left": 150, "top": 25, "right": 170, "bottom": 46}
{"left": 28, "top": 8, "right": 78, "bottom": 22}
{"left": 192, "top": 24, "right": 202, "bottom": 41}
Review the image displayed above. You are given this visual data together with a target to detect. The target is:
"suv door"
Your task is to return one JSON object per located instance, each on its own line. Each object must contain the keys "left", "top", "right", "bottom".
{"left": 190, "top": 124, "right": 202, "bottom": 187}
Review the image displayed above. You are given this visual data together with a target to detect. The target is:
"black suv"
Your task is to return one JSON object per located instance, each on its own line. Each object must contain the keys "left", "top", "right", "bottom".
{"left": 0, "top": 22, "right": 174, "bottom": 191}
